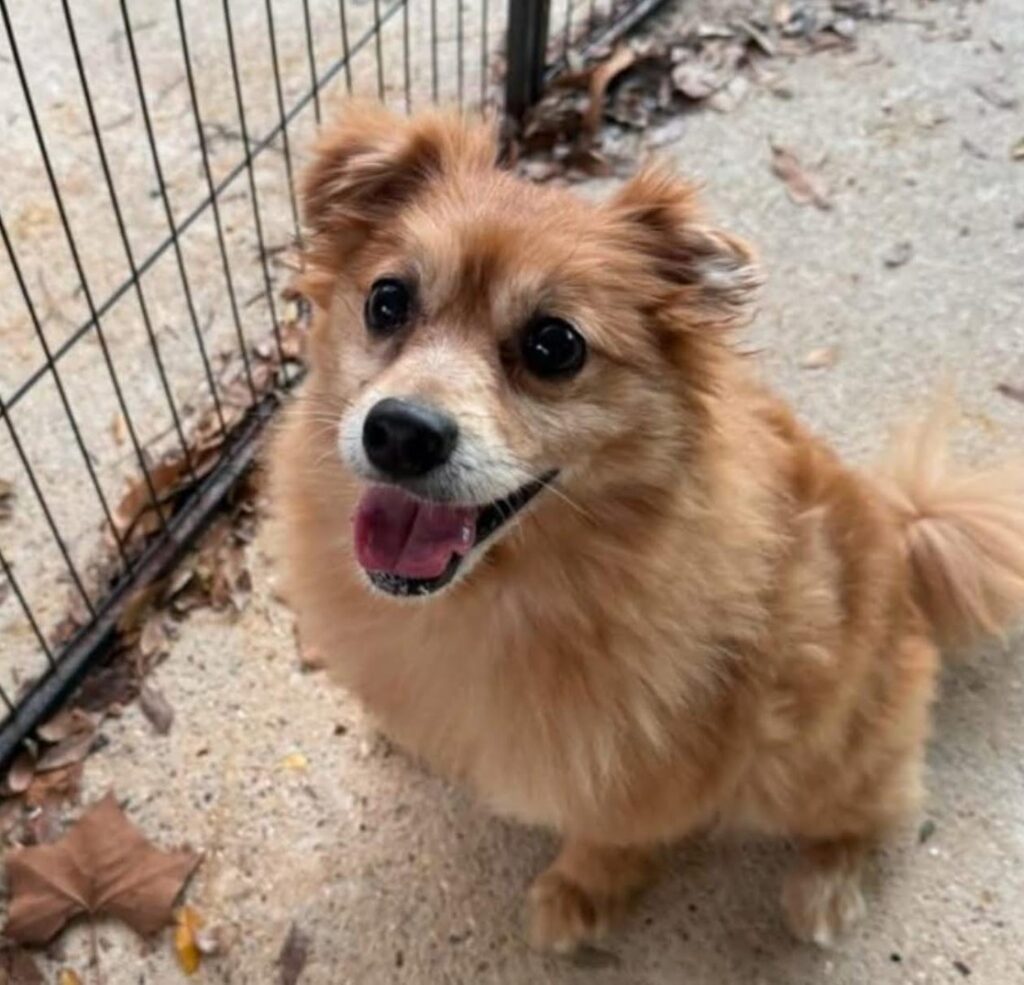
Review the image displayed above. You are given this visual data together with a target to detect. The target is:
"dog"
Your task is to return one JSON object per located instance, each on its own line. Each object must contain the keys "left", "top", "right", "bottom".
{"left": 269, "top": 102, "right": 1024, "bottom": 951}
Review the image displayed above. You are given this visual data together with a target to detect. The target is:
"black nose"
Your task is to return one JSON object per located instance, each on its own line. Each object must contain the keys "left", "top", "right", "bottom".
{"left": 362, "top": 398, "right": 458, "bottom": 479}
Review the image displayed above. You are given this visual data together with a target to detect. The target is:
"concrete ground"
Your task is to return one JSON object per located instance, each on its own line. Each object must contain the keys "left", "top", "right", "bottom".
{"left": 6, "top": 0, "right": 1024, "bottom": 982}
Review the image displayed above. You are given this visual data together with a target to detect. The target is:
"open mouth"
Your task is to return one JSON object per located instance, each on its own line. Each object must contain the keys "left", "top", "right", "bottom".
{"left": 353, "top": 473, "right": 554, "bottom": 597}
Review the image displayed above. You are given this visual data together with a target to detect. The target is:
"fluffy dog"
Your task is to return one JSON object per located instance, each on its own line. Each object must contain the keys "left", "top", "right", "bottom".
{"left": 269, "top": 103, "right": 1024, "bottom": 950}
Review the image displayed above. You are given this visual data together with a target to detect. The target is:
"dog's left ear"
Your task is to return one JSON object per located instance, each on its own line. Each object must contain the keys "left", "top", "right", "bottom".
{"left": 607, "top": 166, "right": 761, "bottom": 329}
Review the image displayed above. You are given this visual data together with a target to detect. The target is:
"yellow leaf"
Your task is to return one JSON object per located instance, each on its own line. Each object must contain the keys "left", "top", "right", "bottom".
{"left": 58, "top": 971, "right": 84, "bottom": 985}
{"left": 174, "top": 905, "right": 205, "bottom": 975}
{"left": 279, "top": 752, "right": 309, "bottom": 772}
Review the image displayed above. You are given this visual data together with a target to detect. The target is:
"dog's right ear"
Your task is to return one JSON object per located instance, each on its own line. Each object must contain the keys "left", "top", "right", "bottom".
{"left": 301, "top": 103, "right": 495, "bottom": 301}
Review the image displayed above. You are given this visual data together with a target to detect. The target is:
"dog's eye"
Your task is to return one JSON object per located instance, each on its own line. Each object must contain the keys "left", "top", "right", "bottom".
{"left": 365, "top": 278, "right": 412, "bottom": 335}
{"left": 521, "top": 317, "right": 587, "bottom": 379}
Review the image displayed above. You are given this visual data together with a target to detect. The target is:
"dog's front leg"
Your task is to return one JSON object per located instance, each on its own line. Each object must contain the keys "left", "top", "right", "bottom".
{"left": 526, "top": 838, "right": 656, "bottom": 953}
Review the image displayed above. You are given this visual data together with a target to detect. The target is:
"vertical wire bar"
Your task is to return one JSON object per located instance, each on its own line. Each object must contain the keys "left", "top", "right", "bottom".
{"left": 402, "top": 0, "right": 411, "bottom": 113}
{"left": 264, "top": 0, "right": 303, "bottom": 244}
{"left": 563, "top": 0, "right": 574, "bottom": 58}
{"left": 0, "top": 2, "right": 171, "bottom": 535}
{"left": 0, "top": 396, "right": 94, "bottom": 626}
{"left": 61, "top": 0, "right": 198, "bottom": 488}
{"left": 480, "top": 0, "right": 489, "bottom": 111}
{"left": 0, "top": 546, "right": 54, "bottom": 672}
{"left": 430, "top": 0, "right": 439, "bottom": 103}
{"left": 301, "top": 0, "right": 322, "bottom": 124}
{"left": 0, "top": 213, "right": 133, "bottom": 572}
{"left": 117, "top": 0, "right": 227, "bottom": 440}
{"left": 456, "top": 0, "right": 464, "bottom": 109}
{"left": 222, "top": 0, "right": 285, "bottom": 361}
{"left": 372, "top": 0, "right": 386, "bottom": 100}
{"left": 588, "top": 0, "right": 597, "bottom": 32}
{"left": 175, "top": 0, "right": 257, "bottom": 403}
{"left": 338, "top": 0, "right": 353, "bottom": 94}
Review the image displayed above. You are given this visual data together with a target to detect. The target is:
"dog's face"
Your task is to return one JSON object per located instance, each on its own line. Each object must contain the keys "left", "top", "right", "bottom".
{"left": 299, "top": 104, "right": 759, "bottom": 598}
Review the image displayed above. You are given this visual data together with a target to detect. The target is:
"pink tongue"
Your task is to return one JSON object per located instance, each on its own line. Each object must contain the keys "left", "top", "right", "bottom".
{"left": 354, "top": 485, "right": 478, "bottom": 579}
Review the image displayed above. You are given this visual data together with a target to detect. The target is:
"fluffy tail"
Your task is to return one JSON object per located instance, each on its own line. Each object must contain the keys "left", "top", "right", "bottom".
{"left": 875, "top": 400, "right": 1024, "bottom": 648}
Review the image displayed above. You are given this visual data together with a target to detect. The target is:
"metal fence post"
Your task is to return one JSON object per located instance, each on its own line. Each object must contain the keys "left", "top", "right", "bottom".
{"left": 505, "top": 0, "right": 550, "bottom": 121}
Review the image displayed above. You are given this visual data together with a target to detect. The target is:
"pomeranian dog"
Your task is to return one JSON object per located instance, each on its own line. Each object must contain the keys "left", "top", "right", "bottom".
{"left": 270, "top": 102, "right": 1024, "bottom": 951}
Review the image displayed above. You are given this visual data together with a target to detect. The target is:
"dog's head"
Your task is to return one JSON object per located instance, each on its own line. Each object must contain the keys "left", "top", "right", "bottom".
{"left": 299, "top": 103, "right": 759, "bottom": 598}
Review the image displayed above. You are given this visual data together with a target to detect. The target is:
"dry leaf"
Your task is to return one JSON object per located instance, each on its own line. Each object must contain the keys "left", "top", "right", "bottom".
{"left": 0, "top": 798, "right": 23, "bottom": 838}
{"left": 882, "top": 241, "right": 913, "bottom": 268}
{"left": 672, "top": 57, "right": 723, "bottom": 100}
{"left": 139, "top": 618, "right": 170, "bottom": 660}
{"left": 35, "top": 730, "right": 95, "bottom": 774}
{"left": 139, "top": 684, "right": 175, "bottom": 736}
{"left": 0, "top": 945, "right": 43, "bottom": 984}
{"left": 707, "top": 74, "right": 750, "bottom": 113}
{"left": 279, "top": 753, "right": 308, "bottom": 773}
{"left": 112, "top": 458, "right": 186, "bottom": 540}
{"left": 174, "top": 905, "right": 204, "bottom": 975}
{"left": 4, "top": 791, "right": 199, "bottom": 944}
{"left": 584, "top": 46, "right": 637, "bottom": 132}
{"left": 57, "top": 970, "right": 83, "bottom": 985}
{"left": 800, "top": 346, "right": 839, "bottom": 370}
{"left": 996, "top": 382, "right": 1024, "bottom": 404}
{"left": 971, "top": 83, "right": 1019, "bottom": 111}
{"left": 277, "top": 922, "right": 311, "bottom": 985}
{"left": 5, "top": 748, "right": 37, "bottom": 796}
{"left": 25, "top": 763, "right": 84, "bottom": 810}
{"left": 36, "top": 709, "right": 96, "bottom": 745}
{"left": 110, "top": 413, "right": 127, "bottom": 447}
{"left": 770, "top": 142, "right": 832, "bottom": 209}
{"left": 0, "top": 477, "right": 14, "bottom": 523}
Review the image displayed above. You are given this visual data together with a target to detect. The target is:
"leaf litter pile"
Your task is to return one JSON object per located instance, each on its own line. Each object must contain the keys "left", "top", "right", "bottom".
{"left": 511, "top": 0, "right": 897, "bottom": 184}
{"left": 1, "top": 288, "right": 310, "bottom": 980}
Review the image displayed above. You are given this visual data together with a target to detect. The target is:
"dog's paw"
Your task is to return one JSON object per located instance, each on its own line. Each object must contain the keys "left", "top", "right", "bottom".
{"left": 781, "top": 859, "right": 867, "bottom": 947}
{"left": 526, "top": 870, "right": 607, "bottom": 954}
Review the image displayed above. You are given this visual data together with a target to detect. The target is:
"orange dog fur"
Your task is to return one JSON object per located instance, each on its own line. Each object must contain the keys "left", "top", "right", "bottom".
{"left": 269, "top": 104, "right": 1024, "bottom": 950}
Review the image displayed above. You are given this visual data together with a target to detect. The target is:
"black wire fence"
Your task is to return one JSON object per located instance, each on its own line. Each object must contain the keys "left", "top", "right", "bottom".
{"left": 0, "top": 0, "right": 665, "bottom": 767}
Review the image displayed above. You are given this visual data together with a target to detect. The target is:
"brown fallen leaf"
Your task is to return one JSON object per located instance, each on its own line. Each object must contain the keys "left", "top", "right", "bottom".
{"left": 996, "top": 382, "right": 1024, "bottom": 404}
{"left": 277, "top": 922, "right": 311, "bottom": 985}
{"left": 707, "top": 74, "right": 750, "bottom": 113}
{"left": 24, "top": 804, "right": 61, "bottom": 846}
{"left": 584, "top": 45, "right": 637, "bottom": 132}
{"left": 174, "top": 905, "right": 204, "bottom": 975}
{"left": 25, "top": 763, "right": 84, "bottom": 810}
{"left": 4, "top": 791, "right": 200, "bottom": 944}
{"left": 139, "top": 617, "right": 170, "bottom": 661}
{"left": 112, "top": 458, "right": 185, "bottom": 540}
{"left": 0, "top": 944, "right": 43, "bottom": 984}
{"left": 770, "top": 142, "right": 832, "bottom": 210}
{"left": 800, "top": 346, "right": 839, "bottom": 370}
{"left": 35, "top": 730, "right": 95, "bottom": 774}
{"left": 110, "top": 413, "right": 127, "bottom": 447}
{"left": 971, "top": 83, "right": 1019, "bottom": 111}
{"left": 57, "top": 969, "right": 83, "bottom": 985}
{"left": 139, "top": 683, "right": 175, "bottom": 736}
{"left": 0, "top": 798, "right": 23, "bottom": 839}
{"left": 0, "top": 476, "right": 14, "bottom": 523}
{"left": 961, "top": 137, "right": 990, "bottom": 160}
{"left": 5, "top": 748, "right": 37, "bottom": 796}
{"left": 36, "top": 709, "right": 96, "bottom": 745}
